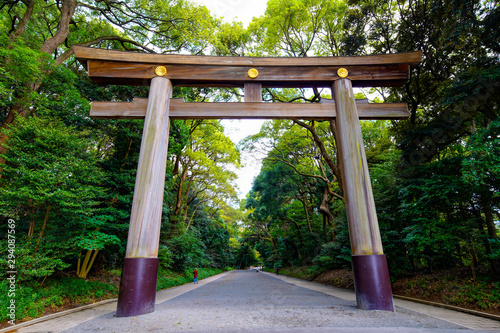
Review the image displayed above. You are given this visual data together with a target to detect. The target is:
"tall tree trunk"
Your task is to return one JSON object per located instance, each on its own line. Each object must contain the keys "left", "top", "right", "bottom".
{"left": 322, "top": 215, "right": 327, "bottom": 236}
{"left": 472, "top": 203, "right": 498, "bottom": 273}
{"left": 172, "top": 153, "right": 182, "bottom": 176}
{"left": 283, "top": 216, "right": 303, "bottom": 242}
{"left": 120, "top": 138, "right": 134, "bottom": 169}
{"left": 28, "top": 206, "right": 39, "bottom": 239}
{"left": 298, "top": 197, "right": 313, "bottom": 234}
{"left": 319, "top": 187, "right": 335, "bottom": 223}
{"left": 173, "top": 167, "right": 188, "bottom": 216}
{"left": 9, "top": 0, "right": 35, "bottom": 43}
{"left": 467, "top": 237, "right": 478, "bottom": 282}
{"left": 39, "top": 0, "right": 77, "bottom": 55}
{"left": 186, "top": 200, "right": 205, "bottom": 231}
{"left": 483, "top": 204, "right": 498, "bottom": 240}
{"left": 77, "top": 249, "right": 99, "bottom": 279}
{"left": 33, "top": 206, "right": 50, "bottom": 255}
{"left": 181, "top": 177, "right": 194, "bottom": 222}
{"left": 36, "top": 206, "right": 50, "bottom": 244}
{"left": 262, "top": 228, "right": 278, "bottom": 254}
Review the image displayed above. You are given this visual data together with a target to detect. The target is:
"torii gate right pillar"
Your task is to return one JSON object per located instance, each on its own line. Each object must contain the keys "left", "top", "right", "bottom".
{"left": 333, "top": 78, "right": 394, "bottom": 311}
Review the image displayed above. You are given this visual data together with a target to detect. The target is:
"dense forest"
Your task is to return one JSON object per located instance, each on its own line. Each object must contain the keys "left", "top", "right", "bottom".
{"left": 0, "top": 0, "right": 499, "bottom": 322}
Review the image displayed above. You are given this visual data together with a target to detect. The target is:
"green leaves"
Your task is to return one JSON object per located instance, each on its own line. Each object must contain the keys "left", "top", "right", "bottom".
{"left": 0, "top": 116, "right": 104, "bottom": 216}
{"left": 75, "top": 230, "right": 121, "bottom": 251}
{"left": 248, "top": 0, "right": 350, "bottom": 57}
{"left": 74, "top": 215, "right": 121, "bottom": 251}
{"left": 462, "top": 119, "right": 500, "bottom": 195}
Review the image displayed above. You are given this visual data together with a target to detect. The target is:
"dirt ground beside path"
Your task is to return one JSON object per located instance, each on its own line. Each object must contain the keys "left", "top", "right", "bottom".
{"left": 310, "top": 268, "right": 499, "bottom": 316}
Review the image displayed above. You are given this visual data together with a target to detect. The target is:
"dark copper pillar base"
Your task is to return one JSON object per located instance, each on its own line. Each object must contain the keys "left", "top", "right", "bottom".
{"left": 116, "top": 257, "right": 159, "bottom": 317}
{"left": 351, "top": 254, "right": 394, "bottom": 311}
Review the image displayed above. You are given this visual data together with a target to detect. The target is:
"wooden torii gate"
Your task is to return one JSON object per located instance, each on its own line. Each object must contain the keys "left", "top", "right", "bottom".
{"left": 74, "top": 46, "right": 421, "bottom": 317}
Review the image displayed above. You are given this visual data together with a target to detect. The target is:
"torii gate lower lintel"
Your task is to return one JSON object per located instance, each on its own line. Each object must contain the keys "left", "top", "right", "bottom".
{"left": 74, "top": 46, "right": 421, "bottom": 317}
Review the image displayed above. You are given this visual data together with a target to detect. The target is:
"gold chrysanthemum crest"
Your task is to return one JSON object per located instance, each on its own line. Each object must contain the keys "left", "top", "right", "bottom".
{"left": 337, "top": 68, "right": 348, "bottom": 78}
{"left": 155, "top": 66, "right": 167, "bottom": 76}
{"left": 247, "top": 68, "right": 259, "bottom": 79}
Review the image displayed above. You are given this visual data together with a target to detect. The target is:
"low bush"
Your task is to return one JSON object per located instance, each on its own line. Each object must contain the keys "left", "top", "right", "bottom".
{"left": 0, "top": 274, "right": 119, "bottom": 323}
{"left": 156, "top": 267, "right": 223, "bottom": 290}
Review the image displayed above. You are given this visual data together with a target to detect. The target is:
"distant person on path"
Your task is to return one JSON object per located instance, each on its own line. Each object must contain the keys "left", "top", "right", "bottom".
{"left": 193, "top": 268, "right": 198, "bottom": 284}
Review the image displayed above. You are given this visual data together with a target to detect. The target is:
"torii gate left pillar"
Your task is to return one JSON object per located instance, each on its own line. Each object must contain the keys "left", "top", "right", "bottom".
{"left": 116, "top": 76, "right": 172, "bottom": 317}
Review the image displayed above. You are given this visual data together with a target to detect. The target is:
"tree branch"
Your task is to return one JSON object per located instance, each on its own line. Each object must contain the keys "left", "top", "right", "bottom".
{"left": 292, "top": 119, "right": 343, "bottom": 192}
{"left": 40, "top": 0, "right": 77, "bottom": 55}
{"left": 272, "top": 146, "right": 329, "bottom": 182}
{"left": 55, "top": 36, "right": 155, "bottom": 65}
{"left": 9, "top": 0, "right": 34, "bottom": 42}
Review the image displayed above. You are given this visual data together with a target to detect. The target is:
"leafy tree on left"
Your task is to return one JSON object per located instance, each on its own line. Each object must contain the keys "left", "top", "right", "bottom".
{"left": 0, "top": 0, "right": 219, "bottom": 162}
{"left": 0, "top": 0, "right": 228, "bottom": 283}
{"left": 0, "top": 116, "right": 111, "bottom": 282}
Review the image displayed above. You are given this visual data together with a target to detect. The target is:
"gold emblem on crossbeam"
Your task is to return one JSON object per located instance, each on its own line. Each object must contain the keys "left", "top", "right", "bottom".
{"left": 247, "top": 68, "right": 259, "bottom": 79}
{"left": 337, "top": 68, "right": 348, "bottom": 78}
{"left": 155, "top": 66, "right": 167, "bottom": 76}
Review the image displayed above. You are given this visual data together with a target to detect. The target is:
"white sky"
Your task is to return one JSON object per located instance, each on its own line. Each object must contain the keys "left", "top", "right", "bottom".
{"left": 190, "top": 0, "right": 270, "bottom": 199}
{"left": 191, "top": 0, "right": 269, "bottom": 26}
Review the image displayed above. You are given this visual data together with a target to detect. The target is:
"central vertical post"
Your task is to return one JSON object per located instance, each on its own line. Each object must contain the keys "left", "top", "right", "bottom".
{"left": 116, "top": 76, "right": 172, "bottom": 317}
{"left": 333, "top": 77, "right": 394, "bottom": 311}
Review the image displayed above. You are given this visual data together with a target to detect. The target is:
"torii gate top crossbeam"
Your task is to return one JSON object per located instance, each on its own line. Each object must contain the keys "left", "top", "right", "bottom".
{"left": 74, "top": 46, "right": 421, "bottom": 88}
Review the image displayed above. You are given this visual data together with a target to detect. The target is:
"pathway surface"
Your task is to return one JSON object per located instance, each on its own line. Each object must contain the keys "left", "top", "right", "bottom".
{"left": 3, "top": 270, "right": 500, "bottom": 333}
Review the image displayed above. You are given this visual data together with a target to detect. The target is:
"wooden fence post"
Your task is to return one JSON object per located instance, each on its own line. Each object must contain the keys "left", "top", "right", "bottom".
{"left": 116, "top": 76, "right": 172, "bottom": 317}
{"left": 333, "top": 77, "right": 394, "bottom": 311}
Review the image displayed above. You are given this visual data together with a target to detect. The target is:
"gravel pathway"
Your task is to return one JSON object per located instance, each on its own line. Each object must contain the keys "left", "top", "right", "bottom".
{"left": 64, "top": 270, "right": 470, "bottom": 333}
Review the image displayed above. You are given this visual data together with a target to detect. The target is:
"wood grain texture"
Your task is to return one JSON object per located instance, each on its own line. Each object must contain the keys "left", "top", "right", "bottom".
{"left": 90, "top": 99, "right": 409, "bottom": 120}
{"left": 86, "top": 60, "right": 410, "bottom": 88}
{"left": 244, "top": 83, "right": 262, "bottom": 102}
{"left": 333, "top": 79, "right": 384, "bottom": 256}
{"left": 125, "top": 77, "right": 172, "bottom": 258}
{"left": 74, "top": 45, "right": 422, "bottom": 68}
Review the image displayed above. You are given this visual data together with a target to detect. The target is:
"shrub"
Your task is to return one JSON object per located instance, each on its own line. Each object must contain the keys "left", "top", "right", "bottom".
{"left": 312, "top": 242, "right": 351, "bottom": 270}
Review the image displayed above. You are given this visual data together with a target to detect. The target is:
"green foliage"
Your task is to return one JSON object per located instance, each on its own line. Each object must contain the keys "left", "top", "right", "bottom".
{"left": 273, "top": 265, "right": 323, "bottom": 281}
{"left": 156, "top": 267, "right": 223, "bottom": 290}
{"left": 158, "top": 245, "right": 174, "bottom": 270}
{"left": 489, "top": 239, "right": 500, "bottom": 261}
{"left": 443, "top": 279, "right": 500, "bottom": 310}
{"left": 0, "top": 276, "right": 118, "bottom": 322}
{"left": 166, "top": 230, "right": 210, "bottom": 271}
{"left": 212, "top": 21, "right": 250, "bottom": 56}
{"left": 74, "top": 216, "right": 121, "bottom": 251}
{"left": 0, "top": 116, "right": 105, "bottom": 218}
{"left": 312, "top": 242, "right": 351, "bottom": 270}
{"left": 234, "top": 244, "right": 258, "bottom": 268}
{"left": 0, "top": 241, "right": 70, "bottom": 283}
{"left": 0, "top": 42, "right": 44, "bottom": 115}
{"left": 462, "top": 118, "right": 500, "bottom": 196}
{"left": 249, "top": 0, "right": 349, "bottom": 56}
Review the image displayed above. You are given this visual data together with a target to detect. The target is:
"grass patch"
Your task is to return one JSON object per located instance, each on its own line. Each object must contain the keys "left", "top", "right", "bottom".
{"left": 0, "top": 271, "right": 120, "bottom": 323}
{"left": 267, "top": 266, "right": 323, "bottom": 281}
{"left": 389, "top": 268, "right": 500, "bottom": 315}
